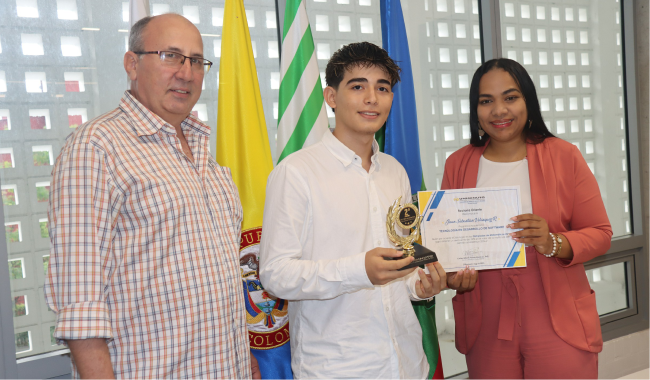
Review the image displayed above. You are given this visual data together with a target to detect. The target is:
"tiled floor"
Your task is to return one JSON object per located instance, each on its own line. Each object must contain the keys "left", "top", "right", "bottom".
{"left": 619, "top": 368, "right": 650, "bottom": 379}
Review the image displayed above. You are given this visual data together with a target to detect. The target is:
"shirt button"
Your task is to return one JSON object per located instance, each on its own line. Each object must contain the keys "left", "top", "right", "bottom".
{"left": 385, "top": 306, "right": 390, "bottom": 311}
{"left": 376, "top": 240, "right": 381, "bottom": 245}
{"left": 373, "top": 206, "right": 377, "bottom": 212}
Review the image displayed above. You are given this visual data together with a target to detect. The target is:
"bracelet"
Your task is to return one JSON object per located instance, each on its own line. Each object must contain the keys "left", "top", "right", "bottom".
{"left": 543, "top": 233, "right": 563, "bottom": 257}
{"left": 543, "top": 233, "right": 557, "bottom": 257}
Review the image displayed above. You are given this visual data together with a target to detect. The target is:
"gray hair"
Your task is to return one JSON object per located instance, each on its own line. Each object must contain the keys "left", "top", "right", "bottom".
{"left": 128, "top": 16, "right": 155, "bottom": 52}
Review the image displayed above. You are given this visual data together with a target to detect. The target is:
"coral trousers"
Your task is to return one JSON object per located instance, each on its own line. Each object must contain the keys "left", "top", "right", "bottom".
{"left": 465, "top": 249, "right": 598, "bottom": 379}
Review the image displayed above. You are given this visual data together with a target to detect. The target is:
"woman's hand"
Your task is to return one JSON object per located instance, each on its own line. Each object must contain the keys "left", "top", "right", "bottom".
{"left": 446, "top": 267, "right": 478, "bottom": 294}
{"left": 508, "top": 214, "right": 553, "bottom": 255}
{"left": 447, "top": 267, "right": 478, "bottom": 294}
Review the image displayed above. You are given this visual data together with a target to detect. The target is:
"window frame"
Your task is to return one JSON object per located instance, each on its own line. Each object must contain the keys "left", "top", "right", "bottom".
{"left": 0, "top": 0, "right": 646, "bottom": 378}
{"left": 479, "top": 0, "right": 648, "bottom": 343}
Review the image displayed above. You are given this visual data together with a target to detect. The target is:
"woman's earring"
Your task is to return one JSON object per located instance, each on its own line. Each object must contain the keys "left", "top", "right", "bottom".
{"left": 528, "top": 120, "right": 533, "bottom": 129}
{"left": 478, "top": 125, "right": 485, "bottom": 137}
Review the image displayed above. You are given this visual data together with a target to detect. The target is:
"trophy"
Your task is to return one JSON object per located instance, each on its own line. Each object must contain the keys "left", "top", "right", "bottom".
{"left": 386, "top": 196, "right": 438, "bottom": 270}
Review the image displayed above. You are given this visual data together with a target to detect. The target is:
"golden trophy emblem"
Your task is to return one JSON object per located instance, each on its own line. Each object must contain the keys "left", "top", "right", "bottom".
{"left": 386, "top": 196, "right": 438, "bottom": 270}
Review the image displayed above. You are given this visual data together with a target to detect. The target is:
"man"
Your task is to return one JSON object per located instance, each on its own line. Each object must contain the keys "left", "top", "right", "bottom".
{"left": 45, "top": 14, "right": 258, "bottom": 378}
{"left": 259, "top": 42, "right": 447, "bottom": 379}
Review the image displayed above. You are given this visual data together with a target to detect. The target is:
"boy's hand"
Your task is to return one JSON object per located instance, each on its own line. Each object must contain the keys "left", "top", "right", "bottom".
{"left": 415, "top": 262, "right": 447, "bottom": 299}
{"left": 250, "top": 352, "right": 261, "bottom": 379}
{"left": 365, "top": 248, "right": 416, "bottom": 285}
{"left": 446, "top": 267, "right": 478, "bottom": 294}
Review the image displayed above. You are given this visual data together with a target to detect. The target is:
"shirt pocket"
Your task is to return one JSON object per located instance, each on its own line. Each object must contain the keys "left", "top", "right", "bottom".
{"left": 574, "top": 289, "right": 603, "bottom": 350}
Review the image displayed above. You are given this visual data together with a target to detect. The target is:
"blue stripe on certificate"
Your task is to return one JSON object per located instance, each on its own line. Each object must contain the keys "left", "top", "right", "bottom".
{"left": 425, "top": 191, "right": 446, "bottom": 221}
{"left": 504, "top": 242, "right": 519, "bottom": 267}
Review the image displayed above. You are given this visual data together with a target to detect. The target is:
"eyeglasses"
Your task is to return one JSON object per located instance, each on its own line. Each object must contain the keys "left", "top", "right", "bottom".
{"left": 133, "top": 50, "right": 213, "bottom": 74}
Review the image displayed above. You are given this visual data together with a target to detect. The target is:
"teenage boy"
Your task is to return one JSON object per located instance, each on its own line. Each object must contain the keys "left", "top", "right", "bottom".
{"left": 259, "top": 42, "right": 447, "bottom": 379}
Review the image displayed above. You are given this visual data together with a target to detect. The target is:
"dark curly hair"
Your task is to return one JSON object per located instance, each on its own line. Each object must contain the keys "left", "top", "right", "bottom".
{"left": 469, "top": 58, "right": 555, "bottom": 146}
{"left": 325, "top": 42, "right": 401, "bottom": 89}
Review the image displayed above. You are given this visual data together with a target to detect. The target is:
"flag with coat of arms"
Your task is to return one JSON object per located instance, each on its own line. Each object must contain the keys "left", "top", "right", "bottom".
{"left": 216, "top": 0, "right": 292, "bottom": 378}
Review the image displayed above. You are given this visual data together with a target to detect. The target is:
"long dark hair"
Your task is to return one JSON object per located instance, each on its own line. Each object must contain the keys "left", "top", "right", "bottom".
{"left": 469, "top": 58, "right": 554, "bottom": 146}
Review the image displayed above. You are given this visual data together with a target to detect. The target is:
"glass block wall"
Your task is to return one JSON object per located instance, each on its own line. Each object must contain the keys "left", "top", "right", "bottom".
{"left": 306, "top": 0, "right": 383, "bottom": 129}
{"left": 500, "top": 0, "right": 630, "bottom": 238}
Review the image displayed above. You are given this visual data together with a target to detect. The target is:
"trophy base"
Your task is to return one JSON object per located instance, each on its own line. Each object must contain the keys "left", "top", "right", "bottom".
{"left": 390, "top": 243, "right": 438, "bottom": 271}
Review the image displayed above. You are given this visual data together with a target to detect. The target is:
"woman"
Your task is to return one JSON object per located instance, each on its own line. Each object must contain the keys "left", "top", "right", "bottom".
{"left": 443, "top": 59, "right": 612, "bottom": 378}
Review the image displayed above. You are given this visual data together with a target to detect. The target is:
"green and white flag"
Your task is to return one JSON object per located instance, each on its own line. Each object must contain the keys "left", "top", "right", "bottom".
{"left": 277, "top": 0, "right": 329, "bottom": 163}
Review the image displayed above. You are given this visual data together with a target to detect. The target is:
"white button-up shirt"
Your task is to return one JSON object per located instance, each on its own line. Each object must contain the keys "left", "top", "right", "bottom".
{"left": 260, "top": 131, "right": 429, "bottom": 379}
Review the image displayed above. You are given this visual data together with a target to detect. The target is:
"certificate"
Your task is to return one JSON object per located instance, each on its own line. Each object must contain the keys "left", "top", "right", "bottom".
{"left": 418, "top": 186, "right": 526, "bottom": 272}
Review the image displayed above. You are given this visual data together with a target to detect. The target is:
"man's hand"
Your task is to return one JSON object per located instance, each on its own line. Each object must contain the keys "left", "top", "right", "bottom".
{"left": 414, "top": 262, "right": 447, "bottom": 299}
{"left": 446, "top": 267, "right": 478, "bottom": 294}
{"left": 250, "top": 352, "right": 261, "bottom": 379}
{"left": 365, "top": 248, "right": 416, "bottom": 285}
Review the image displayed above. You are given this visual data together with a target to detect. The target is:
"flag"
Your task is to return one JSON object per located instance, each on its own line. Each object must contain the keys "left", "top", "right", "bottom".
{"left": 129, "top": 0, "right": 150, "bottom": 27}
{"left": 276, "top": 0, "right": 329, "bottom": 163}
{"left": 378, "top": 0, "right": 444, "bottom": 378}
{"left": 216, "top": 0, "right": 292, "bottom": 378}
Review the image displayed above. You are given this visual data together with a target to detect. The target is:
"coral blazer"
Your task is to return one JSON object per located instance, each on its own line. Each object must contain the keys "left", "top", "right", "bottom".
{"left": 442, "top": 137, "right": 612, "bottom": 354}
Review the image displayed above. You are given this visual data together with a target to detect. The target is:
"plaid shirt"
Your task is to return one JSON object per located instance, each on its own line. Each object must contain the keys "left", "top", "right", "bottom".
{"left": 44, "top": 91, "right": 250, "bottom": 379}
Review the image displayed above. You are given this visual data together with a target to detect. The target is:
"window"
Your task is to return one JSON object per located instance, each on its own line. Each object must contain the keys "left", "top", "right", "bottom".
{"left": 0, "top": 71, "right": 6, "bottom": 92}
{"left": 63, "top": 72, "right": 85, "bottom": 92}
{"left": 0, "top": 1, "right": 282, "bottom": 373}
{"left": 29, "top": 109, "right": 51, "bottom": 130}
{"left": 212, "top": 8, "right": 224, "bottom": 27}
{"left": 56, "top": 0, "right": 78, "bottom": 20}
{"left": 500, "top": 0, "right": 629, "bottom": 237}
{"left": 267, "top": 41, "right": 279, "bottom": 58}
{"left": 315, "top": 15, "right": 330, "bottom": 32}
{"left": 61, "top": 36, "right": 82, "bottom": 57}
{"left": 493, "top": 4, "right": 647, "bottom": 361}
{"left": 2, "top": 185, "right": 19, "bottom": 206}
{"left": 246, "top": 9, "right": 256, "bottom": 27}
{"left": 21, "top": 34, "right": 44, "bottom": 56}
{"left": 0, "top": 110, "right": 11, "bottom": 130}
{"left": 152, "top": 4, "right": 170, "bottom": 16}
{"left": 213, "top": 39, "right": 222, "bottom": 57}
{"left": 0, "top": 1, "right": 645, "bottom": 378}
{"left": 339, "top": 16, "right": 351, "bottom": 32}
{"left": 316, "top": 43, "right": 330, "bottom": 59}
{"left": 438, "top": 23, "right": 449, "bottom": 37}
{"left": 191, "top": 104, "right": 208, "bottom": 121}
{"left": 67, "top": 108, "right": 88, "bottom": 128}
{"left": 16, "top": 0, "right": 39, "bottom": 18}
{"left": 266, "top": 11, "right": 277, "bottom": 28}
{"left": 122, "top": 2, "right": 129, "bottom": 22}
{"left": 359, "top": 18, "right": 373, "bottom": 33}
{"left": 24, "top": 72, "right": 47, "bottom": 93}
{"left": 183, "top": 6, "right": 200, "bottom": 24}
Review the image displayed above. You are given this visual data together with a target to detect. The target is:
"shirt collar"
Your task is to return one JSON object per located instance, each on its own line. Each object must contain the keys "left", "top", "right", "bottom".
{"left": 321, "top": 130, "right": 382, "bottom": 170}
{"left": 119, "top": 91, "right": 211, "bottom": 137}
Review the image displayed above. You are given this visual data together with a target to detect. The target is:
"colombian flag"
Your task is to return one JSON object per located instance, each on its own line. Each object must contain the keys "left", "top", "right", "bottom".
{"left": 216, "top": 0, "right": 292, "bottom": 378}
